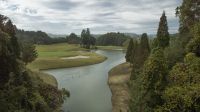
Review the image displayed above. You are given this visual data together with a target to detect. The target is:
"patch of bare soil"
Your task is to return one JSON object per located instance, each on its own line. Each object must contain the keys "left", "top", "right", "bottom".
{"left": 108, "top": 63, "right": 132, "bottom": 112}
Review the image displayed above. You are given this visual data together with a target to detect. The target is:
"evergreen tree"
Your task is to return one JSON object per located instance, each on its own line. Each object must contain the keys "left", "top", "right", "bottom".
{"left": 81, "top": 29, "right": 86, "bottom": 47}
{"left": 139, "top": 33, "right": 150, "bottom": 65}
{"left": 176, "top": 0, "right": 200, "bottom": 46}
{"left": 186, "top": 22, "right": 200, "bottom": 57}
{"left": 4, "top": 20, "right": 20, "bottom": 58}
{"left": 86, "top": 28, "right": 91, "bottom": 49}
{"left": 156, "top": 11, "right": 170, "bottom": 48}
{"left": 81, "top": 28, "right": 92, "bottom": 49}
{"left": 125, "top": 39, "right": 134, "bottom": 64}
{"left": 22, "top": 43, "right": 38, "bottom": 65}
{"left": 141, "top": 48, "right": 168, "bottom": 111}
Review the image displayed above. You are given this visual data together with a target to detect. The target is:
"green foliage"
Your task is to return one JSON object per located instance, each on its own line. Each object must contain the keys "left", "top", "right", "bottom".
{"left": 16, "top": 30, "right": 53, "bottom": 44}
{"left": 81, "top": 28, "right": 94, "bottom": 49}
{"left": 186, "top": 23, "right": 200, "bottom": 56}
{"left": 125, "top": 38, "right": 134, "bottom": 63}
{"left": 66, "top": 33, "right": 81, "bottom": 44}
{"left": 0, "top": 14, "right": 68, "bottom": 112}
{"left": 97, "top": 32, "right": 130, "bottom": 46}
{"left": 130, "top": 33, "right": 150, "bottom": 80}
{"left": 156, "top": 53, "right": 200, "bottom": 112}
{"left": 176, "top": 0, "right": 200, "bottom": 47}
{"left": 22, "top": 43, "right": 38, "bottom": 65}
{"left": 164, "top": 37, "right": 185, "bottom": 69}
{"left": 156, "top": 11, "right": 170, "bottom": 48}
{"left": 139, "top": 33, "right": 151, "bottom": 66}
{"left": 141, "top": 48, "right": 168, "bottom": 109}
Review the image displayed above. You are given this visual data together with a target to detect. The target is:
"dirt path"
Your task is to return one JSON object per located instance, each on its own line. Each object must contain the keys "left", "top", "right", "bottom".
{"left": 108, "top": 63, "right": 132, "bottom": 112}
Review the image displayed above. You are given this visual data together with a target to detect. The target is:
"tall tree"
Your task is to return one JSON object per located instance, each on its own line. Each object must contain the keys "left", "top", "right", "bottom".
{"left": 86, "top": 28, "right": 91, "bottom": 49}
{"left": 156, "top": 11, "right": 170, "bottom": 48}
{"left": 81, "top": 29, "right": 86, "bottom": 47}
{"left": 139, "top": 33, "right": 150, "bottom": 65}
{"left": 22, "top": 43, "right": 38, "bottom": 65}
{"left": 176, "top": 0, "right": 200, "bottom": 46}
{"left": 125, "top": 39, "right": 134, "bottom": 64}
{"left": 81, "top": 28, "right": 92, "bottom": 49}
{"left": 141, "top": 48, "right": 168, "bottom": 111}
{"left": 4, "top": 20, "right": 20, "bottom": 58}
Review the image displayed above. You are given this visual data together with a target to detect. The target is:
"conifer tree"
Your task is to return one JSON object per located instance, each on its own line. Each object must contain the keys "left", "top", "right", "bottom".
{"left": 176, "top": 0, "right": 200, "bottom": 46}
{"left": 139, "top": 33, "right": 150, "bottom": 65}
{"left": 86, "top": 28, "right": 91, "bottom": 49}
{"left": 125, "top": 39, "right": 134, "bottom": 64}
{"left": 141, "top": 48, "right": 168, "bottom": 110}
{"left": 156, "top": 11, "right": 169, "bottom": 48}
{"left": 22, "top": 43, "right": 38, "bottom": 65}
{"left": 81, "top": 29, "right": 86, "bottom": 48}
{"left": 4, "top": 20, "right": 20, "bottom": 58}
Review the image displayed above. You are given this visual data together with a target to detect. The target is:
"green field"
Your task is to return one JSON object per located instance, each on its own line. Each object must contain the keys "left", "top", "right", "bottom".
{"left": 97, "top": 46, "right": 125, "bottom": 51}
{"left": 28, "top": 43, "right": 107, "bottom": 70}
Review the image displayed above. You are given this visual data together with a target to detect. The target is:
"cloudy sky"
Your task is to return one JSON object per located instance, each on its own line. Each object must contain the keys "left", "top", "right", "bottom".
{"left": 0, "top": 0, "right": 182, "bottom": 34}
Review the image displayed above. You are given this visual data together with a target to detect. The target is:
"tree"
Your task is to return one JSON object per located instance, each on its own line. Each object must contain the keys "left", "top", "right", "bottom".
{"left": 66, "top": 33, "right": 80, "bottom": 44}
{"left": 186, "top": 22, "right": 200, "bottom": 57}
{"left": 97, "top": 32, "right": 130, "bottom": 46}
{"left": 156, "top": 11, "right": 170, "bottom": 48}
{"left": 139, "top": 33, "right": 150, "bottom": 65}
{"left": 81, "top": 28, "right": 92, "bottom": 49}
{"left": 85, "top": 28, "right": 91, "bottom": 49}
{"left": 156, "top": 53, "right": 200, "bottom": 112}
{"left": 90, "top": 36, "right": 96, "bottom": 48}
{"left": 22, "top": 43, "right": 38, "bottom": 65}
{"left": 176, "top": 0, "right": 200, "bottom": 47}
{"left": 4, "top": 20, "right": 20, "bottom": 58}
{"left": 125, "top": 39, "right": 134, "bottom": 64}
{"left": 141, "top": 48, "right": 168, "bottom": 111}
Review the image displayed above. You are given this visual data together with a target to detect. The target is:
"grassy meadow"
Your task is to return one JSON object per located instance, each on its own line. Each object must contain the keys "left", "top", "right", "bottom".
{"left": 28, "top": 43, "right": 107, "bottom": 70}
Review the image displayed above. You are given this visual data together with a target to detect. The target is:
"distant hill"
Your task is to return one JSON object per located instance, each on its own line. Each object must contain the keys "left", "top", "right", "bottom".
{"left": 96, "top": 32, "right": 131, "bottom": 46}
{"left": 48, "top": 33, "right": 67, "bottom": 38}
{"left": 16, "top": 30, "right": 53, "bottom": 44}
{"left": 124, "top": 33, "right": 139, "bottom": 38}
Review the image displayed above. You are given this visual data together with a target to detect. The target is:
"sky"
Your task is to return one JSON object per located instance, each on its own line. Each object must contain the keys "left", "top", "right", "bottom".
{"left": 0, "top": 0, "right": 182, "bottom": 34}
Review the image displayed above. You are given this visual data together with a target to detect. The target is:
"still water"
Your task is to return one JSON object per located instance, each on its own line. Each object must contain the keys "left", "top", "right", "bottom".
{"left": 45, "top": 50, "right": 125, "bottom": 112}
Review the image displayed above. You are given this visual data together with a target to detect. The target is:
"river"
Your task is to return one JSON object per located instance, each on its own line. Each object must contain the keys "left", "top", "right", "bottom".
{"left": 44, "top": 50, "right": 125, "bottom": 112}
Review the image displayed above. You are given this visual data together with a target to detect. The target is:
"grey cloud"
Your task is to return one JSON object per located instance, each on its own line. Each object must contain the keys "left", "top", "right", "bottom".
{"left": 1, "top": 0, "right": 182, "bottom": 34}
{"left": 43, "top": 0, "right": 81, "bottom": 11}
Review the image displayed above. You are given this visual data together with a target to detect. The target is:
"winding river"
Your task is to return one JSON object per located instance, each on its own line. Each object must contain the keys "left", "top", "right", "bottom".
{"left": 44, "top": 50, "right": 125, "bottom": 112}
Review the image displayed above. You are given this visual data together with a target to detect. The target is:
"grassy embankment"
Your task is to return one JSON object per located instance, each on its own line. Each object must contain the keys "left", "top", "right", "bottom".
{"left": 28, "top": 43, "right": 107, "bottom": 70}
{"left": 31, "top": 70, "right": 58, "bottom": 87}
{"left": 108, "top": 62, "right": 132, "bottom": 112}
{"left": 97, "top": 46, "right": 125, "bottom": 51}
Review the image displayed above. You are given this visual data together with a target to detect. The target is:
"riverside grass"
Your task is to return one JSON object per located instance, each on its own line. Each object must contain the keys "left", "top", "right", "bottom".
{"left": 28, "top": 43, "right": 107, "bottom": 70}
{"left": 97, "top": 46, "right": 125, "bottom": 51}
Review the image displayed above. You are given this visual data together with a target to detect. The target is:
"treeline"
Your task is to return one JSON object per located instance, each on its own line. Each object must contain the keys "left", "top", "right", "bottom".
{"left": 126, "top": 0, "right": 200, "bottom": 111}
{"left": 0, "top": 14, "right": 69, "bottom": 111}
{"left": 97, "top": 32, "right": 131, "bottom": 46}
{"left": 16, "top": 29, "right": 131, "bottom": 48}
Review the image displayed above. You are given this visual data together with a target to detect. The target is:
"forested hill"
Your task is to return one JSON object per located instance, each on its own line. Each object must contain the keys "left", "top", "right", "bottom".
{"left": 16, "top": 30, "right": 52, "bottom": 44}
{"left": 96, "top": 32, "right": 131, "bottom": 46}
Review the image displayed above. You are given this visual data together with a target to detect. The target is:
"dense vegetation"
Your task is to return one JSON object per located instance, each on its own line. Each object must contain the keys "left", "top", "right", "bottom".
{"left": 127, "top": 1, "right": 200, "bottom": 111}
{"left": 16, "top": 30, "right": 53, "bottom": 44}
{"left": 81, "top": 28, "right": 96, "bottom": 49}
{"left": 66, "top": 33, "right": 81, "bottom": 44}
{"left": 0, "top": 14, "right": 69, "bottom": 112}
{"left": 96, "top": 32, "right": 130, "bottom": 46}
